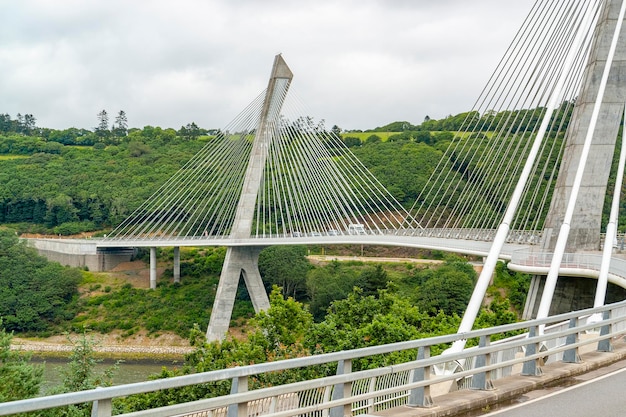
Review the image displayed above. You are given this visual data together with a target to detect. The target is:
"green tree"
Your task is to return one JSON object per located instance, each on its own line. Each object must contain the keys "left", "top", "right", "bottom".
{"left": 258, "top": 246, "right": 310, "bottom": 299}
{"left": 306, "top": 260, "right": 360, "bottom": 320}
{"left": 112, "top": 110, "right": 128, "bottom": 138}
{"left": 415, "top": 260, "right": 476, "bottom": 316}
{"left": 343, "top": 136, "right": 361, "bottom": 147}
{"left": 0, "top": 320, "right": 43, "bottom": 402}
{"left": 359, "top": 264, "right": 388, "bottom": 296}
{"left": 0, "top": 229, "right": 80, "bottom": 332}
{"left": 95, "top": 110, "right": 110, "bottom": 142}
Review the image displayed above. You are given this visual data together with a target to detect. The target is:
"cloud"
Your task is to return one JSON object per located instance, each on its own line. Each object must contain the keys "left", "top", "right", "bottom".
{"left": 0, "top": 0, "right": 535, "bottom": 130}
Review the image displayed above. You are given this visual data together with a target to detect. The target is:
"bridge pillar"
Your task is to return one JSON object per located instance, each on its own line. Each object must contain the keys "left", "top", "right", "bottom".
{"left": 173, "top": 246, "right": 180, "bottom": 283}
{"left": 207, "top": 247, "right": 269, "bottom": 341}
{"left": 207, "top": 54, "right": 293, "bottom": 341}
{"left": 149, "top": 247, "right": 157, "bottom": 290}
{"left": 543, "top": 0, "right": 626, "bottom": 252}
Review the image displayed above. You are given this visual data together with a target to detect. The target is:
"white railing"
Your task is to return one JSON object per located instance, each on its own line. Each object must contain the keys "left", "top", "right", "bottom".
{"left": 2, "top": 300, "right": 626, "bottom": 417}
{"left": 510, "top": 249, "right": 626, "bottom": 280}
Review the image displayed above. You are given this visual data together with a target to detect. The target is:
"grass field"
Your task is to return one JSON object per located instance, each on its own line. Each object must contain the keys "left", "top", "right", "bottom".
{"left": 0, "top": 154, "right": 28, "bottom": 160}
{"left": 340, "top": 132, "right": 396, "bottom": 141}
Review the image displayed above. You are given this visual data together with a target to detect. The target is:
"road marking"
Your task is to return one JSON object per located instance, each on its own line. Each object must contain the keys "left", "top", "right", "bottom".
{"left": 483, "top": 365, "right": 626, "bottom": 416}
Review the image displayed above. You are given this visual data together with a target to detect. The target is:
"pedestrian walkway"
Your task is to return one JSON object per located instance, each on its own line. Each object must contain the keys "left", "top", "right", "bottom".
{"left": 376, "top": 337, "right": 626, "bottom": 417}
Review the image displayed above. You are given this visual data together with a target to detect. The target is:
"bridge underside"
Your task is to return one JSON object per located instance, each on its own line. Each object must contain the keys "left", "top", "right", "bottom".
{"left": 524, "top": 274, "right": 626, "bottom": 319}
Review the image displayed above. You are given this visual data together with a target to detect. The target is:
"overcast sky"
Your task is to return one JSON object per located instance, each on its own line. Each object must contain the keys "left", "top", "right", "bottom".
{"left": 0, "top": 0, "right": 536, "bottom": 132}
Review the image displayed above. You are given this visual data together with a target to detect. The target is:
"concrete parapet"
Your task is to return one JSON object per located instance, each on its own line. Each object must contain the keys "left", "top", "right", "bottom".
{"left": 26, "top": 238, "right": 134, "bottom": 271}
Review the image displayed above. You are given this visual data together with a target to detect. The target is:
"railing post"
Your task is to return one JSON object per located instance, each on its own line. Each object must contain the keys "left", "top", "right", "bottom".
{"left": 330, "top": 359, "right": 352, "bottom": 417}
{"left": 228, "top": 375, "right": 248, "bottom": 417}
{"left": 563, "top": 317, "right": 581, "bottom": 363}
{"left": 471, "top": 335, "right": 494, "bottom": 390}
{"left": 521, "top": 325, "right": 543, "bottom": 376}
{"left": 598, "top": 310, "right": 613, "bottom": 352}
{"left": 407, "top": 346, "right": 433, "bottom": 408}
{"left": 91, "top": 388, "right": 112, "bottom": 417}
{"left": 366, "top": 376, "right": 377, "bottom": 413}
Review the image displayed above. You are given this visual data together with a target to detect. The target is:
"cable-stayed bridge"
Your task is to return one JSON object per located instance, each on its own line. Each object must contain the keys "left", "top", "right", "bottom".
{"left": 11, "top": 0, "right": 626, "bottom": 415}
{"left": 82, "top": 0, "right": 626, "bottom": 342}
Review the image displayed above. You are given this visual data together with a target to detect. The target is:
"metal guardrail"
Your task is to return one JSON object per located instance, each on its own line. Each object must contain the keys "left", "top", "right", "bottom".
{"left": 510, "top": 249, "right": 626, "bottom": 280}
{"left": 2, "top": 300, "right": 626, "bottom": 417}
{"left": 99, "top": 228, "right": 544, "bottom": 245}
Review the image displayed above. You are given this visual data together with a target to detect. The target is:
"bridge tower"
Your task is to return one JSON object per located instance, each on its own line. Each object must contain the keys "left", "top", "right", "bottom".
{"left": 206, "top": 55, "right": 293, "bottom": 341}
{"left": 526, "top": 0, "right": 626, "bottom": 317}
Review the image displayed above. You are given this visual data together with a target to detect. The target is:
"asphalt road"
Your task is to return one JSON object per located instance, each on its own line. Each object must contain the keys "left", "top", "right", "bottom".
{"left": 484, "top": 366, "right": 626, "bottom": 417}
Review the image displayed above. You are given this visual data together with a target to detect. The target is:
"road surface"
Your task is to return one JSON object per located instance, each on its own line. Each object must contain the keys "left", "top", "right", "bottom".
{"left": 484, "top": 365, "right": 626, "bottom": 417}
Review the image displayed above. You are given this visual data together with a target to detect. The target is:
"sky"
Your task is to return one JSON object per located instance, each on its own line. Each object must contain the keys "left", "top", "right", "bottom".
{"left": 0, "top": 0, "right": 536, "bottom": 132}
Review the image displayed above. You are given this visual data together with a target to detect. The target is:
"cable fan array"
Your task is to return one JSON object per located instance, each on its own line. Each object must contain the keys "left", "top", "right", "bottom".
{"left": 107, "top": 88, "right": 420, "bottom": 241}
{"left": 410, "top": 0, "right": 603, "bottom": 240}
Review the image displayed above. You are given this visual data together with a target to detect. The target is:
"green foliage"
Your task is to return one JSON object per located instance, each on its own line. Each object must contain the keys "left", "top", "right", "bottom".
{"left": 74, "top": 274, "right": 220, "bottom": 338}
{"left": 0, "top": 129, "right": 205, "bottom": 233}
{"left": 306, "top": 260, "right": 361, "bottom": 320}
{"left": 354, "top": 140, "right": 449, "bottom": 206}
{"left": 306, "top": 288, "right": 461, "bottom": 367}
{"left": 360, "top": 264, "right": 389, "bottom": 296}
{"left": 491, "top": 262, "right": 532, "bottom": 313}
{"left": 0, "top": 229, "right": 81, "bottom": 332}
{"left": 414, "top": 260, "right": 476, "bottom": 316}
{"left": 0, "top": 320, "right": 43, "bottom": 403}
{"left": 258, "top": 246, "right": 310, "bottom": 299}
{"left": 116, "top": 290, "right": 318, "bottom": 414}
{"left": 252, "top": 286, "right": 313, "bottom": 350}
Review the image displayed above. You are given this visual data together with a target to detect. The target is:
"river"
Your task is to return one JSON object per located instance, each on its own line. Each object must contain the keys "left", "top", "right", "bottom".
{"left": 32, "top": 356, "right": 185, "bottom": 395}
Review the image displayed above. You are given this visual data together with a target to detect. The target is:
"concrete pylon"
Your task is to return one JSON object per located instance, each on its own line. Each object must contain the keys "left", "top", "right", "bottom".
{"left": 542, "top": 0, "right": 626, "bottom": 251}
{"left": 525, "top": 0, "right": 626, "bottom": 319}
{"left": 207, "top": 55, "right": 293, "bottom": 341}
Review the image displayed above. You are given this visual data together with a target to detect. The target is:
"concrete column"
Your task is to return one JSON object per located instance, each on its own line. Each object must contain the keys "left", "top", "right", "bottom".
{"left": 150, "top": 247, "right": 157, "bottom": 289}
{"left": 173, "top": 246, "right": 180, "bottom": 283}
{"left": 207, "top": 247, "right": 269, "bottom": 341}
{"left": 543, "top": 0, "right": 626, "bottom": 251}
{"left": 207, "top": 55, "right": 292, "bottom": 341}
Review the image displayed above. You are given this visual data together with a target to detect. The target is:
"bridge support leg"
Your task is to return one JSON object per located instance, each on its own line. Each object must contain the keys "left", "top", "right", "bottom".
{"left": 149, "top": 247, "right": 157, "bottom": 290}
{"left": 207, "top": 247, "right": 269, "bottom": 341}
{"left": 173, "top": 246, "right": 180, "bottom": 283}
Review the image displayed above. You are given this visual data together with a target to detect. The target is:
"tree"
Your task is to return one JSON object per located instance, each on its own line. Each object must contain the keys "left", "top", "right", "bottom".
{"left": 15, "top": 113, "right": 24, "bottom": 133}
{"left": 360, "top": 264, "right": 388, "bottom": 296}
{"left": 179, "top": 122, "right": 201, "bottom": 140}
{"left": 306, "top": 260, "right": 361, "bottom": 320}
{"left": 23, "top": 114, "right": 36, "bottom": 135}
{"left": 0, "top": 229, "right": 81, "bottom": 332}
{"left": 0, "top": 113, "right": 11, "bottom": 133}
{"left": 415, "top": 260, "right": 477, "bottom": 316}
{"left": 365, "top": 134, "right": 381, "bottom": 145}
{"left": 252, "top": 286, "right": 313, "bottom": 349}
{"left": 0, "top": 320, "right": 43, "bottom": 402}
{"left": 343, "top": 136, "right": 361, "bottom": 147}
{"left": 331, "top": 124, "right": 342, "bottom": 137}
{"left": 258, "top": 246, "right": 310, "bottom": 299}
{"left": 95, "top": 110, "right": 110, "bottom": 141}
{"left": 113, "top": 110, "right": 128, "bottom": 138}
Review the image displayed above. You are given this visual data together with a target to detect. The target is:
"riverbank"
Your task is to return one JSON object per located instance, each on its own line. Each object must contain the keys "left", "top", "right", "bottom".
{"left": 10, "top": 331, "right": 195, "bottom": 361}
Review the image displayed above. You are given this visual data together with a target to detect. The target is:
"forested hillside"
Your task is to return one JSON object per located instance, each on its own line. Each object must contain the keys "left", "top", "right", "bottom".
{"left": 0, "top": 109, "right": 521, "bottom": 235}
